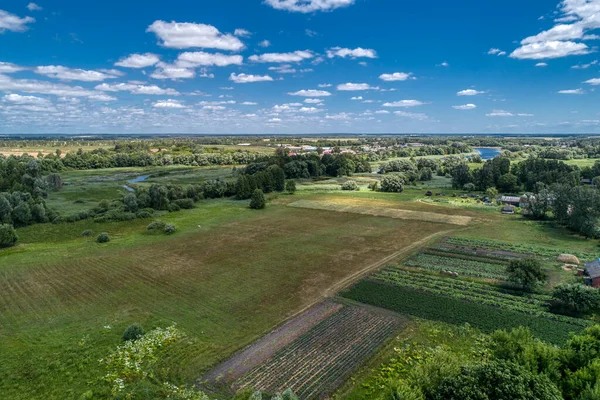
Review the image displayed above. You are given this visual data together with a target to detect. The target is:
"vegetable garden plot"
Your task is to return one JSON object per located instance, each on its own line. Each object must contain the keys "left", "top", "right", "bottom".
{"left": 235, "top": 306, "right": 403, "bottom": 399}
{"left": 404, "top": 253, "right": 508, "bottom": 280}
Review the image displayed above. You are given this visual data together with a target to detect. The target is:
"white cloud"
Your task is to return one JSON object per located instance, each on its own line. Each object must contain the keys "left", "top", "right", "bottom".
{"left": 536, "top": 62, "right": 548, "bottom": 67}
{"left": 457, "top": 89, "right": 485, "bottom": 96}
{"left": 203, "top": 105, "right": 226, "bottom": 111}
{"left": 176, "top": 51, "right": 243, "bottom": 67}
{"left": 584, "top": 78, "right": 600, "bottom": 85}
{"left": 305, "top": 29, "right": 318, "bottom": 37}
{"left": 88, "top": 94, "right": 117, "bottom": 102}
{"left": 351, "top": 96, "right": 363, "bottom": 100}
{"left": 304, "top": 98, "right": 323, "bottom": 104}
{"left": 115, "top": 53, "right": 160, "bottom": 68}
{"left": 486, "top": 110, "right": 514, "bottom": 117}
{"left": 258, "top": 40, "right": 271, "bottom": 48}
{"left": 0, "top": 9, "right": 35, "bottom": 33}
{"left": 453, "top": 104, "right": 477, "bottom": 110}
{"left": 510, "top": 40, "right": 591, "bottom": 59}
{"left": 234, "top": 29, "right": 252, "bottom": 37}
{"left": 572, "top": 60, "right": 598, "bottom": 69}
{"left": 375, "top": 110, "right": 390, "bottom": 114}
{"left": 488, "top": 48, "right": 507, "bottom": 56}
{"left": 268, "top": 118, "right": 282, "bottom": 122}
{"left": 3, "top": 93, "right": 49, "bottom": 105}
{"left": 337, "top": 82, "right": 377, "bottom": 91}
{"left": 379, "top": 72, "right": 414, "bottom": 81}
{"left": 153, "top": 99, "right": 185, "bottom": 109}
{"left": 288, "top": 89, "right": 331, "bottom": 97}
{"left": 383, "top": 100, "right": 426, "bottom": 107}
{"left": 229, "top": 73, "right": 273, "bottom": 83}
{"left": 326, "top": 47, "right": 377, "bottom": 59}
{"left": 249, "top": 50, "right": 313, "bottom": 63}
{"left": 394, "top": 111, "right": 428, "bottom": 120}
{"left": 268, "top": 65, "right": 297, "bottom": 73}
{"left": 318, "top": 83, "right": 332, "bottom": 88}
{"left": 242, "top": 101, "right": 257, "bottom": 105}
{"left": 150, "top": 65, "right": 196, "bottom": 80}
{"left": 0, "top": 73, "right": 109, "bottom": 99}
{"left": 437, "top": 61, "right": 449, "bottom": 67}
{"left": 264, "top": 0, "right": 355, "bottom": 13}
{"left": 0, "top": 62, "right": 25, "bottom": 73}
{"left": 146, "top": 20, "right": 245, "bottom": 51}
{"left": 27, "top": 3, "right": 42, "bottom": 11}
{"left": 518, "top": 113, "right": 534, "bottom": 117}
{"left": 34, "top": 65, "right": 120, "bottom": 82}
{"left": 95, "top": 82, "right": 180, "bottom": 95}
{"left": 558, "top": 88, "right": 585, "bottom": 94}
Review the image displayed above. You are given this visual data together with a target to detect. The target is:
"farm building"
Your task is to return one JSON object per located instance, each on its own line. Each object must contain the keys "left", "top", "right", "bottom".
{"left": 501, "top": 205, "right": 515, "bottom": 214}
{"left": 500, "top": 196, "right": 521, "bottom": 206}
{"left": 583, "top": 259, "right": 600, "bottom": 288}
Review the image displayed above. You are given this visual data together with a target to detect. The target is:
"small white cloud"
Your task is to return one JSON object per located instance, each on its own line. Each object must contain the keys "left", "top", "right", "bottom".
{"left": 0, "top": 62, "right": 26, "bottom": 73}
{"left": 3, "top": 93, "right": 49, "bottom": 105}
{"left": 176, "top": 51, "right": 243, "bottom": 67}
{"left": 558, "top": 88, "right": 585, "bottom": 94}
{"left": 27, "top": 3, "right": 42, "bottom": 11}
{"left": 241, "top": 101, "right": 257, "bottom": 105}
{"left": 437, "top": 61, "right": 449, "bottom": 67}
{"left": 572, "top": 60, "right": 598, "bottom": 69}
{"left": 304, "top": 98, "right": 323, "bottom": 104}
{"left": 268, "top": 65, "right": 296, "bottom": 74}
{"left": 0, "top": 9, "right": 35, "bottom": 33}
{"left": 115, "top": 53, "right": 160, "bottom": 68}
{"left": 150, "top": 65, "right": 196, "bottom": 80}
{"left": 585, "top": 78, "right": 600, "bottom": 85}
{"left": 337, "top": 82, "right": 377, "bottom": 91}
{"left": 375, "top": 110, "right": 390, "bottom": 114}
{"left": 95, "top": 82, "right": 180, "bottom": 95}
{"left": 258, "top": 40, "right": 271, "bottom": 48}
{"left": 453, "top": 104, "right": 477, "bottom": 110}
{"left": 249, "top": 50, "right": 313, "bottom": 63}
{"left": 146, "top": 20, "right": 245, "bottom": 51}
{"left": 518, "top": 113, "right": 534, "bottom": 117}
{"left": 268, "top": 118, "right": 282, "bottom": 122}
{"left": 379, "top": 72, "right": 414, "bottom": 81}
{"left": 153, "top": 99, "right": 185, "bottom": 108}
{"left": 457, "top": 89, "right": 485, "bottom": 96}
{"left": 488, "top": 48, "right": 507, "bottom": 56}
{"left": 510, "top": 41, "right": 591, "bottom": 60}
{"left": 305, "top": 29, "right": 318, "bottom": 37}
{"left": 394, "top": 111, "right": 428, "bottom": 120}
{"left": 326, "top": 47, "right": 377, "bottom": 59}
{"left": 34, "top": 65, "right": 120, "bottom": 82}
{"left": 234, "top": 28, "right": 252, "bottom": 37}
{"left": 264, "top": 0, "right": 355, "bottom": 13}
{"left": 383, "top": 100, "right": 425, "bottom": 107}
{"left": 229, "top": 73, "right": 273, "bottom": 83}
{"left": 288, "top": 89, "right": 331, "bottom": 97}
{"left": 317, "top": 83, "right": 332, "bottom": 88}
{"left": 535, "top": 62, "right": 548, "bottom": 67}
{"left": 351, "top": 96, "right": 363, "bottom": 100}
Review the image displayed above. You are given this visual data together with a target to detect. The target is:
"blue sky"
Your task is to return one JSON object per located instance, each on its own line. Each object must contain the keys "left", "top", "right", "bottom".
{"left": 0, "top": 0, "right": 599, "bottom": 134}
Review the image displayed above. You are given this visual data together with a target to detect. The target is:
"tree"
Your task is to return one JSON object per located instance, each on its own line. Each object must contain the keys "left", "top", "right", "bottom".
{"left": 285, "top": 180, "right": 296, "bottom": 194}
{"left": 498, "top": 173, "right": 519, "bottom": 193}
{"left": 552, "top": 284, "right": 600, "bottom": 314}
{"left": 46, "top": 174, "right": 63, "bottom": 191}
{"left": 11, "top": 202, "right": 31, "bottom": 227}
{"left": 486, "top": 187, "right": 499, "bottom": 199}
{"left": 0, "top": 224, "right": 18, "bottom": 248}
{"left": 123, "top": 193, "right": 138, "bottom": 212}
{"left": 249, "top": 189, "right": 266, "bottom": 210}
{"left": 122, "top": 323, "right": 144, "bottom": 341}
{"left": 463, "top": 183, "right": 476, "bottom": 192}
{"left": 451, "top": 164, "right": 473, "bottom": 189}
{"left": 380, "top": 173, "right": 406, "bottom": 193}
{"left": 96, "top": 232, "right": 110, "bottom": 243}
{"left": 506, "top": 258, "right": 546, "bottom": 292}
{"left": 236, "top": 175, "right": 253, "bottom": 200}
{"left": 0, "top": 195, "right": 12, "bottom": 223}
{"left": 522, "top": 190, "right": 552, "bottom": 220}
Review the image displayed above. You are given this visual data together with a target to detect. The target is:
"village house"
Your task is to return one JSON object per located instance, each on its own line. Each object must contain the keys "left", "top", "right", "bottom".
{"left": 501, "top": 205, "right": 515, "bottom": 214}
{"left": 583, "top": 259, "right": 600, "bottom": 288}
{"left": 500, "top": 196, "right": 521, "bottom": 207}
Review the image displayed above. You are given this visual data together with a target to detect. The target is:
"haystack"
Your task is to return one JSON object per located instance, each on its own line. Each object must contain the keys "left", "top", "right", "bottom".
{"left": 557, "top": 254, "right": 580, "bottom": 265}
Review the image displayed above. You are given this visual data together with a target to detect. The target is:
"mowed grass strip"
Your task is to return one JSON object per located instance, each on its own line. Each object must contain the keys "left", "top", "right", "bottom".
{"left": 0, "top": 204, "right": 450, "bottom": 399}
{"left": 342, "top": 280, "right": 584, "bottom": 344}
{"left": 288, "top": 200, "right": 472, "bottom": 226}
{"left": 236, "top": 306, "right": 403, "bottom": 399}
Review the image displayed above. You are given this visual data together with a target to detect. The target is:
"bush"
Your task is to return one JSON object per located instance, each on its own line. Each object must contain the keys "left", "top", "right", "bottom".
{"left": 506, "top": 258, "right": 546, "bottom": 292}
{"left": 135, "top": 210, "right": 152, "bottom": 219}
{"left": 380, "top": 173, "right": 406, "bottom": 193}
{"left": 285, "top": 180, "right": 297, "bottom": 194}
{"left": 167, "top": 203, "right": 181, "bottom": 212}
{"left": 122, "top": 323, "right": 144, "bottom": 342}
{"left": 341, "top": 181, "right": 359, "bottom": 191}
{"left": 82, "top": 230, "right": 93, "bottom": 237}
{"left": 147, "top": 220, "right": 166, "bottom": 231}
{"left": 163, "top": 224, "right": 176, "bottom": 235}
{"left": 250, "top": 189, "right": 266, "bottom": 210}
{"left": 96, "top": 232, "right": 110, "bottom": 243}
{"left": 0, "top": 224, "right": 18, "bottom": 249}
{"left": 552, "top": 284, "right": 600, "bottom": 314}
{"left": 174, "top": 198, "right": 194, "bottom": 209}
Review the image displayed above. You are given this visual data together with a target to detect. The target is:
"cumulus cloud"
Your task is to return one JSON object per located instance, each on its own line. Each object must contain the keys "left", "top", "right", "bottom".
{"left": 536, "top": 62, "right": 548, "bottom": 67}
{"left": 95, "top": 82, "right": 180, "bottom": 95}
{"left": 379, "top": 72, "right": 414, "bottom": 81}
{"left": 258, "top": 40, "right": 271, "bottom": 48}
{"left": 488, "top": 48, "right": 507, "bottom": 56}
{"left": 457, "top": 89, "right": 485, "bottom": 96}
{"left": 146, "top": 20, "right": 245, "bottom": 51}
{"left": 234, "top": 29, "right": 252, "bottom": 37}
{"left": 268, "top": 65, "right": 297, "bottom": 73}
{"left": 394, "top": 111, "right": 428, "bottom": 120}
{"left": 383, "top": 100, "right": 426, "bottom": 107}
{"left": 229, "top": 73, "right": 274, "bottom": 83}
{"left": 351, "top": 96, "right": 363, "bottom": 100}
{"left": 375, "top": 110, "right": 390, "bottom": 114}
{"left": 326, "top": 47, "right": 377, "bottom": 59}
{"left": 249, "top": 50, "right": 314, "bottom": 63}
{"left": 3, "top": 93, "right": 49, "bottom": 105}
{"left": 27, "top": 3, "right": 42, "bottom": 11}
{"left": 304, "top": 98, "right": 323, "bottom": 104}
{"left": 0, "top": 74, "right": 110, "bottom": 99}
{"left": 453, "top": 104, "right": 477, "bottom": 110}
{"left": 176, "top": 51, "right": 243, "bottom": 67}
{"left": 337, "top": 82, "right": 377, "bottom": 91}
{"left": 0, "top": 62, "right": 25, "bottom": 73}
{"left": 288, "top": 89, "right": 331, "bottom": 97}
{"left": 584, "top": 78, "right": 600, "bottom": 85}
{"left": 150, "top": 65, "right": 196, "bottom": 80}
{"left": 153, "top": 99, "right": 185, "bottom": 109}
{"left": 34, "top": 65, "right": 120, "bottom": 82}
{"left": 0, "top": 9, "right": 35, "bottom": 33}
{"left": 241, "top": 101, "right": 257, "bottom": 105}
{"left": 558, "top": 88, "right": 585, "bottom": 94}
{"left": 264, "top": 0, "right": 355, "bottom": 13}
{"left": 115, "top": 53, "right": 160, "bottom": 68}
{"left": 510, "top": 40, "right": 591, "bottom": 59}
{"left": 318, "top": 83, "right": 332, "bottom": 88}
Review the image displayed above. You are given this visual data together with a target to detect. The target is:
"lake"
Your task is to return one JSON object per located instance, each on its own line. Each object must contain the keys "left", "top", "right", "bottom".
{"left": 475, "top": 148, "right": 501, "bottom": 160}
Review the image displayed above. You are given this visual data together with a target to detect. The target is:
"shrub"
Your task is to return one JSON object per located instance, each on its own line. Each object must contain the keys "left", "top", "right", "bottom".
{"left": 174, "top": 198, "right": 194, "bottom": 209}
{"left": 122, "top": 323, "right": 144, "bottom": 342}
{"left": 369, "top": 181, "right": 379, "bottom": 191}
{"left": 96, "top": 232, "right": 110, "bottom": 243}
{"left": 250, "top": 189, "right": 266, "bottom": 210}
{"left": 163, "top": 224, "right": 176, "bottom": 235}
{"left": 506, "top": 258, "right": 546, "bottom": 292}
{"left": 147, "top": 220, "right": 166, "bottom": 231}
{"left": 285, "top": 180, "right": 297, "bottom": 194}
{"left": 380, "top": 173, "right": 406, "bottom": 193}
{"left": 82, "top": 230, "right": 93, "bottom": 237}
{"left": 341, "top": 181, "right": 359, "bottom": 191}
{"left": 552, "top": 284, "right": 600, "bottom": 314}
{"left": 135, "top": 210, "right": 152, "bottom": 219}
{"left": 463, "top": 183, "right": 476, "bottom": 192}
{"left": 0, "top": 224, "right": 18, "bottom": 249}
{"left": 167, "top": 203, "right": 181, "bottom": 212}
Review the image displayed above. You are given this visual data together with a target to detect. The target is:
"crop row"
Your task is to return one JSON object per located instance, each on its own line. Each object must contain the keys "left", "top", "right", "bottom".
{"left": 341, "top": 280, "right": 585, "bottom": 345}
{"left": 404, "top": 253, "right": 508, "bottom": 280}
{"left": 236, "top": 306, "right": 400, "bottom": 399}
{"left": 373, "top": 268, "right": 590, "bottom": 328}
{"left": 423, "top": 248, "right": 510, "bottom": 264}
{"left": 444, "top": 237, "right": 596, "bottom": 260}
